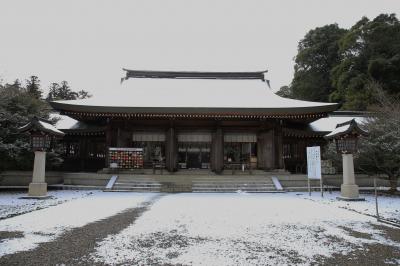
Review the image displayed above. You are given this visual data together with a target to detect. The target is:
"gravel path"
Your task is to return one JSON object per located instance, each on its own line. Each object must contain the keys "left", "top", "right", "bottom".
{"left": 317, "top": 223, "right": 400, "bottom": 266}
{"left": 0, "top": 194, "right": 163, "bottom": 266}
{"left": 1, "top": 193, "right": 398, "bottom": 265}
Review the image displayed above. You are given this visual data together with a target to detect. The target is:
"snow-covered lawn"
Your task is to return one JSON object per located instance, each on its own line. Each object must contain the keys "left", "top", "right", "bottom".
{"left": 303, "top": 191, "right": 400, "bottom": 223}
{"left": 0, "top": 191, "right": 152, "bottom": 256}
{"left": 0, "top": 191, "right": 399, "bottom": 265}
{"left": 0, "top": 190, "right": 93, "bottom": 220}
{"left": 92, "top": 192, "right": 400, "bottom": 265}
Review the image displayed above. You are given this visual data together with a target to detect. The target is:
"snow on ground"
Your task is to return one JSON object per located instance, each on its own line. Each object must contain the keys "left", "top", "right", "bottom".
{"left": 92, "top": 193, "right": 400, "bottom": 266}
{"left": 0, "top": 191, "right": 152, "bottom": 257}
{"left": 0, "top": 190, "right": 92, "bottom": 220}
{"left": 303, "top": 191, "right": 400, "bottom": 223}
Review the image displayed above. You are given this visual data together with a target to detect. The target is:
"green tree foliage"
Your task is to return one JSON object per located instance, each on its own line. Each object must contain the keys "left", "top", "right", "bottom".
{"left": 0, "top": 80, "right": 49, "bottom": 170}
{"left": 275, "top": 86, "right": 293, "bottom": 98}
{"left": 46, "top": 81, "right": 91, "bottom": 101}
{"left": 331, "top": 14, "right": 400, "bottom": 110}
{"left": 26, "top": 75, "right": 42, "bottom": 99}
{"left": 278, "top": 24, "right": 347, "bottom": 102}
{"left": 0, "top": 76, "right": 91, "bottom": 171}
{"left": 278, "top": 14, "right": 400, "bottom": 111}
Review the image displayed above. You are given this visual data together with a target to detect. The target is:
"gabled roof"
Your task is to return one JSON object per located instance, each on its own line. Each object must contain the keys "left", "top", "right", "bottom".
{"left": 50, "top": 113, "right": 105, "bottom": 135}
{"left": 324, "top": 119, "right": 368, "bottom": 139}
{"left": 50, "top": 78, "right": 339, "bottom": 118}
{"left": 18, "top": 116, "right": 65, "bottom": 137}
{"left": 309, "top": 111, "right": 368, "bottom": 133}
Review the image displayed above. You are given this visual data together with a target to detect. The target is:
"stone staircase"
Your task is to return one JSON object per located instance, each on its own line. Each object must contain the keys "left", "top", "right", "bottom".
{"left": 106, "top": 176, "right": 161, "bottom": 192}
{"left": 192, "top": 176, "right": 281, "bottom": 193}
{"left": 104, "top": 174, "right": 284, "bottom": 193}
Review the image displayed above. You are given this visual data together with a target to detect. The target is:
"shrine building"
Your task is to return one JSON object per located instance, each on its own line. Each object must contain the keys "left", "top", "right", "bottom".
{"left": 50, "top": 69, "right": 340, "bottom": 174}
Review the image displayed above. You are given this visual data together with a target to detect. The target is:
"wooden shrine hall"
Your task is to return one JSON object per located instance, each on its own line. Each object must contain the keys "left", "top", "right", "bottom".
{"left": 50, "top": 69, "right": 339, "bottom": 173}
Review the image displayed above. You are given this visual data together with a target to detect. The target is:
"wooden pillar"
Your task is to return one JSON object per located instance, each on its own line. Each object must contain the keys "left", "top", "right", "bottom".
{"left": 105, "top": 118, "right": 114, "bottom": 168}
{"left": 212, "top": 127, "right": 224, "bottom": 174}
{"left": 79, "top": 136, "right": 88, "bottom": 171}
{"left": 165, "top": 126, "right": 177, "bottom": 172}
{"left": 274, "top": 125, "right": 284, "bottom": 169}
{"left": 257, "top": 130, "right": 274, "bottom": 169}
{"left": 117, "top": 128, "right": 131, "bottom": 147}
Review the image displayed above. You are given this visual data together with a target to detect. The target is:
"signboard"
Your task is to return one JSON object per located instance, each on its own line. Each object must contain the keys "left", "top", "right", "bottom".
{"left": 306, "top": 146, "right": 323, "bottom": 197}
{"left": 307, "top": 146, "right": 321, "bottom": 180}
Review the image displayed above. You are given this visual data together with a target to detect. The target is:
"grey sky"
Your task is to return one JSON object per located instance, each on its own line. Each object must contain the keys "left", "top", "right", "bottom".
{"left": 0, "top": 0, "right": 399, "bottom": 98}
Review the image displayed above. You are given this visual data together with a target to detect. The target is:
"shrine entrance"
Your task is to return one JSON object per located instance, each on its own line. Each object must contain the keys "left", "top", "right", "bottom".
{"left": 177, "top": 132, "right": 211, "bottom": 169}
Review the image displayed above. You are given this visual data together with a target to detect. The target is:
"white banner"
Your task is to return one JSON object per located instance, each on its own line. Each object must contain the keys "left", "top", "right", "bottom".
{"left": 307, "top": 146, "right": 321, "bottom": 180}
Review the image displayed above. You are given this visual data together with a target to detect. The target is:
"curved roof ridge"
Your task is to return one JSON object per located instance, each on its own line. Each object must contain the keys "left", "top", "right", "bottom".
{"left": 122, "top": 68, "right": 269, "bottom": 82}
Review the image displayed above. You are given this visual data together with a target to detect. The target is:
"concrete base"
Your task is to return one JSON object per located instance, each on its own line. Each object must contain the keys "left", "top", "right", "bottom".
{"left": 28, "top": 182, "right": 48, "bottom": 197}
{"left": 341, "top": 184, "right": 359, "bottom": 198}
{"left": 336, "top": 196, "right": 365, "bottom": 201}
{"left": 20, "top": 195, "right": 53, "bottom": 200}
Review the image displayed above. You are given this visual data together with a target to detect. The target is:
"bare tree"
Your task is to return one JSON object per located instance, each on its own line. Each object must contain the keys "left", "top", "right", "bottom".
{"left": 357, "top": 81, "right": 400, "bottom": 193}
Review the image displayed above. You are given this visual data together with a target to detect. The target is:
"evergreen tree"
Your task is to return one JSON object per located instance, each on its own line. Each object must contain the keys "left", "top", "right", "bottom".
{"left": 26, "top": 75, "right": 42, "bottom": 99}
{"left": 279, "top": 13, "right": 400, "bottom": 111}
{"left": 277, "top": 24, "right": 347, "bottom": 102}
{"left": 0, "top": 80, "right": 48, "bottom": 170}
{"left": 331, "top": 14, "right": 400, "bottom": 110}
{"left": 47, "top": 81, "right": 91, "bottom": 101}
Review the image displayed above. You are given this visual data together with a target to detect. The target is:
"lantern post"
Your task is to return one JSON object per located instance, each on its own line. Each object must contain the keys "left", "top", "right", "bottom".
{"left": 325, "top": 119, "right": 367, "bottom": 201}
{"left": 18, "top": 117, "right": 65, "bottom": 198}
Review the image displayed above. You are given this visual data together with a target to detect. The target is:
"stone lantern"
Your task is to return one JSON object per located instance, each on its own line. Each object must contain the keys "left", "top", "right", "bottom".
{"left": 325, "top": 119, "right": 367, "bottom": 201}
{"left": 19, "top": 116, "right": 65, "bottom": 198}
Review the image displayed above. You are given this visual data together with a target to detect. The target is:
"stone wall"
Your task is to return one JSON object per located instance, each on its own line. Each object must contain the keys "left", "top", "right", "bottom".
{"left": 0, "top": 171, "right": 63, "bottom": 186}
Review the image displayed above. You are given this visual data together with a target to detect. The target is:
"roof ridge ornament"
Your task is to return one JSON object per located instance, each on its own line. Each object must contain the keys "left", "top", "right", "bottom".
{"left": 121, "top": 68, "right": 269, "bottom": 83}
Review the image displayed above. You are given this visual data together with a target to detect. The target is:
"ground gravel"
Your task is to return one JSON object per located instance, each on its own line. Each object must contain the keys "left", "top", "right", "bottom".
{"left": 0, "top": 194, "right": 163, "bottom": 266}
{"left": 317, "top": 223, "right": 400, "bottom": 266}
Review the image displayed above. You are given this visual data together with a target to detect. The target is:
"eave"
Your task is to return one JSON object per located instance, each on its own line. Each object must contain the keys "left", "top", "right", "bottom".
{"left": 50, "top": 102, "right": 339, "bottom": 121}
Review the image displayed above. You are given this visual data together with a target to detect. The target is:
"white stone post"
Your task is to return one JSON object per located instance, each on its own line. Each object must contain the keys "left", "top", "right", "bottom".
{"left": 28, "top": 151, "right": 48, "bottom": 197}
{"left": 339, "top": 153, "right": 360, "bottom": 199}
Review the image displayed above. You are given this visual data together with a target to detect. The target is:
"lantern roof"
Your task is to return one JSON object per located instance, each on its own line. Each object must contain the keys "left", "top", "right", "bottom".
{"left": 18, "top": 116, "right": 65, "bottom": 137}
{"left": 324, "top": 119, "right": 368, "bottom": 139}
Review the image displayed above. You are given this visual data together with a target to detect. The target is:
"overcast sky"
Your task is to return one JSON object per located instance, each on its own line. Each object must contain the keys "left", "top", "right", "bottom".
{"left": 0, "top": 0, "right": 399, "bottom": 98}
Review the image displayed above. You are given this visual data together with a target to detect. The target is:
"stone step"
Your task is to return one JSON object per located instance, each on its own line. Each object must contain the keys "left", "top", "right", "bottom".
{"left": 193, "top": 185, "right": 275, "bottom": 189}
{"left": 105, "top": 174, "right": 281, "bottom": 192}
{"left": 193, "top": 183, "right": 274, "bottom": 187}
{"left": 109, "top": 175, "right": 162, "bottom": 192}
{"left": 113, "top": 183, "right": 161, "bottom": 188}
{"left": 116, "top": 178, "right": 159, "bottom": 182}
{"left": 193, "top": 181, "right": 273, "bottom": 184}
{"left": 192, "top": 188, "right": 281, "bottom": 193}
{"left": 193, "top": 177, "right": 273, "bottom": 180}
{"left": 108, "top": 188, "right": 161, "bottom": 192}
{"left": 115, "top": 179, "right": 159, "bottom": 184}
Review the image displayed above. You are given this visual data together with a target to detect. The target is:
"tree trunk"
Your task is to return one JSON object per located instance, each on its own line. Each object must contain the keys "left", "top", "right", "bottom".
{"left": 388, "top": 175, "right": 398, "bottom": 194}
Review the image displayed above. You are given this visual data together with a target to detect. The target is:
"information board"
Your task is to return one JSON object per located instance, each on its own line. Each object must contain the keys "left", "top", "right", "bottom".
{"left": 306, "top": 146, "right": 322, "bottom": 180}
{"left": 108, "top": 147, "right": 144, "bottom": 169}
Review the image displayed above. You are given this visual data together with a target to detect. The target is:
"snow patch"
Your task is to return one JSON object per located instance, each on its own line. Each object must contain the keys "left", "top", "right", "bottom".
{"left": 0, "top": 191, "right": 152, "bottom": 257}
{"left": 91, "top": 193, "right": 399, "bottom": 265}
